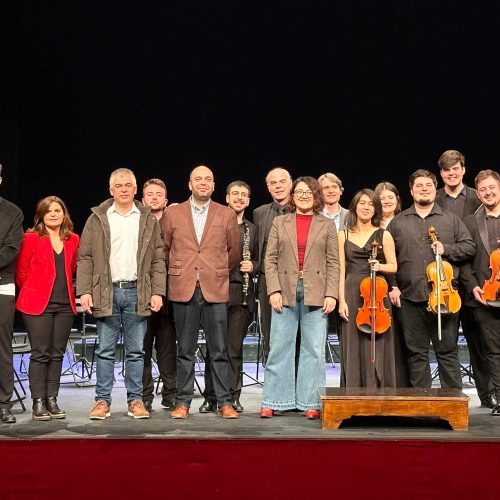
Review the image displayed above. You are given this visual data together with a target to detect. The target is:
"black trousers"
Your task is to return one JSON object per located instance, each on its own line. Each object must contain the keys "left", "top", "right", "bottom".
{"left": 23, "top": 303, "right": 74, "bottom": 399}
{"left": 460, "top": 305, "right": 493, "bottom": 399}
{"left": 473, "top": 306, "right": 500, "bottom": 401}
{"left": 392, "top": 307, "right": 411, "bottom": 387}
{"left": 142, "top": 306, "right": 177, "bottom": 403}
{"left": 204, "top": 303, "right": 252, "bottom": 401}
{"left": 399, "top": 299, "right": 462, "bottom": 388}
{"left": 0, "top": 295, "right": 15, "bottom": 408}
{"left": 173, "top": 289, "right": 232, "bottom": 407}
{"left": 257, "top": 274, "right": 272, "bottom": 363}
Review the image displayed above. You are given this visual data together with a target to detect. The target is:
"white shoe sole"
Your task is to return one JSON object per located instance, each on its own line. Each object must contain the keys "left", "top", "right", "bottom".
{"left": 127, "top": 411, "right": 149, "bottom": 419}
{"left": 89, "top": 412, "right": 110, "bottom": 420}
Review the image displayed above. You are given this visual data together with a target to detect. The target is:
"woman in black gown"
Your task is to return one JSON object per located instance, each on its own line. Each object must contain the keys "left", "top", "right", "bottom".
{"left": 338, "top": 189, "right": 397, "bottom": 387}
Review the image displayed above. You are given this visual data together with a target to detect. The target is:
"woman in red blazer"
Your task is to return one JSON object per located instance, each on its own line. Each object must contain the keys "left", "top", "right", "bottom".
{"left": 16, "top": 195, "right": 79, "bottom": 420}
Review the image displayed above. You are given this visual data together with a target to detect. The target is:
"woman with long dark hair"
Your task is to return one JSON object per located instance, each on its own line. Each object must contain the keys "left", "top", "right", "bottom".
{"left": 16, "top": 196, "right": 79, "bottom": 420}
{"left": 374, "top": 181, "right": 410, "bottom": 387}
{"left": 260, "top": 176, "right": 339, "bottom": 419}
{"left": 338, "top": 189, "right": 397, "bottom": 387}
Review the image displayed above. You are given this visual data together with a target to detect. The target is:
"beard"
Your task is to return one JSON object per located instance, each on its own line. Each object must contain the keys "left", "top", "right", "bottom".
{"left": 415, "top": 197, "right": 433, "bottom": 207}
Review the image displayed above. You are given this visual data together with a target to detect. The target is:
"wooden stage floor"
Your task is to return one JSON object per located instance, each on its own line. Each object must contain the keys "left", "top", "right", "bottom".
{"left": 1, "top": 361, "right": 499, "bottom": 442}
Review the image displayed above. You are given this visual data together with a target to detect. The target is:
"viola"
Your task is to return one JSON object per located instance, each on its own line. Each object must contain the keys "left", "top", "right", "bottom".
{"left": 356, "top": 240, "right": 391, "bottom": 364}
{"left": 426, "top": 226, "right": 461, "bottom": 315}
{"left": 482, "top": 247, "right": 500, "bottom": 307}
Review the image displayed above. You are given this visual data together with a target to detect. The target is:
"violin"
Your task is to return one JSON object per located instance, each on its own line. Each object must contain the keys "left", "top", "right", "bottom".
{"left": 426, "top": 227, "right": 461, "bottom": 340}
{"left": 482, "top": 247, "right": 500, "bottom": 307}
{"left": 356, "top": 240, "right": 391, "bottom": 364}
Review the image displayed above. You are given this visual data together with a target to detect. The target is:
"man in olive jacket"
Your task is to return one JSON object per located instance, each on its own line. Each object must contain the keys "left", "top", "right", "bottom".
{"left": 77, "top": 168, "right": 166, "bottom": 420}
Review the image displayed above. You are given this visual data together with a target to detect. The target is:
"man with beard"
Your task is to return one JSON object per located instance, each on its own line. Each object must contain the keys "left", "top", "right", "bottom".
{"left": 435, "top": 150, "right": 496, "bottom": 408}
{"left": 461, "top": 170, "right": 500, "bottom": 415}
{"left": 161, "top": 165, "right": 240, "bottom": 419}
{"left": 388, "top": 169, "right": 475, "bottom": 389}
{"left": 141, "top": 179, "right": 177, "bottom": 412}
{"left": 200, "top": 181, "right": 259, "bottom": 413}
{"left": 253, "top": 167, "right": 292, "bottom": 362}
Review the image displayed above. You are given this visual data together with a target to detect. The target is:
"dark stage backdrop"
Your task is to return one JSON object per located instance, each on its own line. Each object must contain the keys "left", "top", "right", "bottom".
{"left": 3, "top": 1, "right": 500, "bottom": 231}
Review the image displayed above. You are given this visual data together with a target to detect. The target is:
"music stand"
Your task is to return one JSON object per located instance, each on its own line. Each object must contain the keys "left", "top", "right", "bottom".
{"left": 241, "top": 296, "right": 263, "bottom": 387}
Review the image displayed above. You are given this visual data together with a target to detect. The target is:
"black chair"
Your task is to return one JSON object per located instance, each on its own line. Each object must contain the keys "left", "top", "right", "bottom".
{"left": 12, "top": 337, "right": 30, "bottom": 412}
{"left": 63, "top": 302, "right": 98, "bottom": 387}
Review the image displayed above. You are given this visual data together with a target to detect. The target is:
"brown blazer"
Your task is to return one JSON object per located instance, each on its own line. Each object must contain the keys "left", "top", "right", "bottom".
{"left": 161, "top": 200, "right": 240, "bottom": 303}
{"left": 265, "top": 212, "right": 340, "bottom": 307}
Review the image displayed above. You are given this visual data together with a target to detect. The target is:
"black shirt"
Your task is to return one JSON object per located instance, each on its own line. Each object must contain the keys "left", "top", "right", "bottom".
{"left": 388, "top": 203, "right": 476, "bottom": 302}
{"left": 485, "top": 215, "right": 500, "bottom": 253}
{"left": 49, "top": 249, "right": 70, "bottom": 305}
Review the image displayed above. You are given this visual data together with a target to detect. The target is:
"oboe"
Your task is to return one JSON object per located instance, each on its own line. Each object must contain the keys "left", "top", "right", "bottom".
{"left": 241, "top": 222, "right": 251, "bottom": 306}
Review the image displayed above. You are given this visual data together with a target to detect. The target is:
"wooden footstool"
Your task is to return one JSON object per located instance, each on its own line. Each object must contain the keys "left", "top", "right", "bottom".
{"left": 319, "top": 387, "right": 469, "bottom": 431}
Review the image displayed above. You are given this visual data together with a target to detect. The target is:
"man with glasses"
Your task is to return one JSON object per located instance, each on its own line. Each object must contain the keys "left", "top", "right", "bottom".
{"left": 253, "top": 167, "right": 292, "bottom": 362}
{"left": 0, "top": 164, "right": 24, "bottom": 424}
{"left": 77, "top": 168, "right": 166, "bottom": 420}
{"left": 200, "top": 181, "right": 259, "bottom": 413}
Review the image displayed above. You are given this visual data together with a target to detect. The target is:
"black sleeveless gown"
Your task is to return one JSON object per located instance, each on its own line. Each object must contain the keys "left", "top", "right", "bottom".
{"left": 340, "top": 228, "right": 396, "bottom": 387}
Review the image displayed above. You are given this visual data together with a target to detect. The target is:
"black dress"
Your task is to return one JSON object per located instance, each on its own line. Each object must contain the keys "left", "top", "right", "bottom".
{"left": 340, "top": 228, "right": 396, "bottom": 387}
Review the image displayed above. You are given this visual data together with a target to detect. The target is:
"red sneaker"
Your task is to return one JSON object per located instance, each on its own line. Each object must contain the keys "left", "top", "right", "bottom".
{"left": 259, "top": 407, "right": 274, "bottom": 418}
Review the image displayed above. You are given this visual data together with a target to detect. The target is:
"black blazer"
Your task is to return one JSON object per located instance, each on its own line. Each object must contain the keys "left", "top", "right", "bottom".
{"left": 253, "top": 202, "right": 277, "bottom": 271}
{"left": 461, "top": 206, "right": 495, "bottom": 307}
{"left": 435, "top": 185, "right": 481, "bottom": 217}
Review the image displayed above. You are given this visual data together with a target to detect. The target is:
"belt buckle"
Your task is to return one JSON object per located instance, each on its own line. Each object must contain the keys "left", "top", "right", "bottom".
{"left": 298, "top": 270, "right": 304, "bottom": 279}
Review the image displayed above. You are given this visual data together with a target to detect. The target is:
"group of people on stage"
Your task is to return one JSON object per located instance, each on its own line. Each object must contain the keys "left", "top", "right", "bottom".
{"left": 1, "top": 149, "right": 500, "bottom": 426}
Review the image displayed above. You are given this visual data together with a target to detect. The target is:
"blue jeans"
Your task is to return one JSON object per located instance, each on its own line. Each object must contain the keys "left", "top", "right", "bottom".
{"left": 95, "top": 287, "right": 147, "bottom": 404}
{"left": 173, "top": 287, "right": 232, "bottom": 408}
{"left": 262, "top": 280, "right": 327, "bottom": 410}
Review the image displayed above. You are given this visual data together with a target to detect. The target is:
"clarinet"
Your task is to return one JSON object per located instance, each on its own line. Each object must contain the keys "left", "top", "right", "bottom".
{"left": 241, "top": 222, "right": 251, "bottom": 306}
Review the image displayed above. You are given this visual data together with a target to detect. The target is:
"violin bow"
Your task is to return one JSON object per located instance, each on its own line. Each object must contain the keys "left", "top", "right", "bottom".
{"left": 370, "top": 241, "right": 378, "bottom": 364}
{"left": 429, "top": 227, "right": 442, "bottom": 341}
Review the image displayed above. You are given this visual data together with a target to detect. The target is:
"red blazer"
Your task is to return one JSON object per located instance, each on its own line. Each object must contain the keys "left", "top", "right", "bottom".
{"left": 16, "top": 232, "right": 80, "bottom": 315}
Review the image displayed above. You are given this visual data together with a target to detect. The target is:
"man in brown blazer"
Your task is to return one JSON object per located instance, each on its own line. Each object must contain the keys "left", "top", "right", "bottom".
{"left": 161, "top": 165, "right": 240, "bottom": 419}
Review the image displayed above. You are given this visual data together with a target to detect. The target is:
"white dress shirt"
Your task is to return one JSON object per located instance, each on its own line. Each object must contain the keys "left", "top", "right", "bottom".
{"left": 107, "top": 202, "right": 140, "bottom": 282}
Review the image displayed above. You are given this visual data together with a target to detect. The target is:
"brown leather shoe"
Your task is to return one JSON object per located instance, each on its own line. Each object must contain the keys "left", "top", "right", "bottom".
{"left": 171, "top": 404, "right": 189, "bottom": 419}
{"left": 218, "top": 404, "right": 239, "bottom": 419}
{"left": 127, "top": 399, "right": 150, "bottom": 419}
{"left": 89, "top": 400, "right": 110, "bottom": 420}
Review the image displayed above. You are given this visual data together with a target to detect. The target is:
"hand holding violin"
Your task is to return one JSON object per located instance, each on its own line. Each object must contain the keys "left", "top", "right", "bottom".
{"left": 431, "top": 240, "right": 444, "bottom": 256}
{"left": 473, "top": 285, "right": 488, "bottom": 306}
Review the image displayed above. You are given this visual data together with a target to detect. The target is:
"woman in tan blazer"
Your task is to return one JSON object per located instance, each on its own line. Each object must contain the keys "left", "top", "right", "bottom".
{"left": 260, "top": 177, "right": 340, "bottom": 419}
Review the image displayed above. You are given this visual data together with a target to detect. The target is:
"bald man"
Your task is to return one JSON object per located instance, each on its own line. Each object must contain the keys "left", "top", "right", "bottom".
{"left": 253, "top": 167, "right": 292, "bottom": 362}
{"left": 161, "top": 165, "right": 240, "bottom": 419}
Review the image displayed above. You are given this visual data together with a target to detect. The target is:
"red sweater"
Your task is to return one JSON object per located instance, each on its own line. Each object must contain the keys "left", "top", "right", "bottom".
{"left": 16, "top": 232, "right": 80, "bottom": 315}
{"left": 296, "top": 214, "right": 313, "bottom": 270}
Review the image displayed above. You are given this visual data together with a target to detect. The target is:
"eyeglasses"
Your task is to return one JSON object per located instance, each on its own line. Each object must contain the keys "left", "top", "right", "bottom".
{"left": 294, "top": 189, "right": 313, "bottom": 198}
{"left": 229, "top": 191, "right": 249, "bottom": 199}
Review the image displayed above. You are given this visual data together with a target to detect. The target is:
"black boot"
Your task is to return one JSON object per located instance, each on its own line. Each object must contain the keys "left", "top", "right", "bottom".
{"left": 32, "top": 398, "right": 50, "bottom": 421}
{"left": 46, "top": 397, "right": 66, "bottom": 419}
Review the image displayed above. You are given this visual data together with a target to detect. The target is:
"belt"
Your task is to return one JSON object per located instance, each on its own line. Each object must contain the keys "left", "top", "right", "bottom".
{"left": 298, "top": 270, "right": 304, "bottom": 279}
{"left": 113, "top": 280, "right": 137, "bottom": 289}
